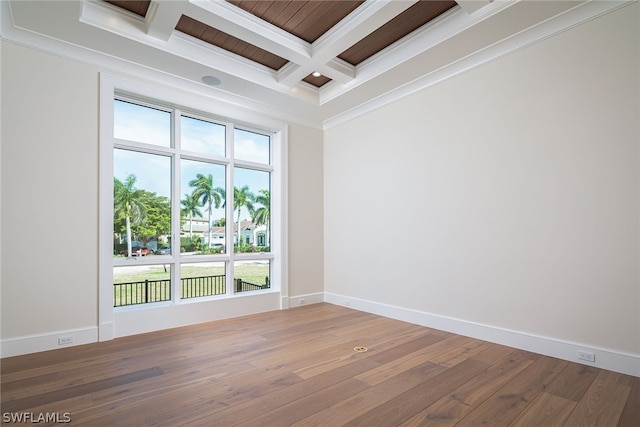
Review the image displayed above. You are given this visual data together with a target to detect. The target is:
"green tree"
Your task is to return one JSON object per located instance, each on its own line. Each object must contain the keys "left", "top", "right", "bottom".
{"left": 189, "top": 173, "right": 224, "bottom": 247}
{"left": 114, "top": 174, "right": 147, "bottom": 256}
{"left": 233, "top": 185, "right": 255, "bottom": 245}
{"left": 135, "top": 191, "right": 171, "bottom": 243}
{"left": 181, "top": 193, "right": 202, "bottom": 240}
{"left": 252, "top": 189, "right": 270, "bottom": 246}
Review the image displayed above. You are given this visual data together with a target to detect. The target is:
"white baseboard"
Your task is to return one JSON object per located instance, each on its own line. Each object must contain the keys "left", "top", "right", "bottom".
{"left": 287, "top": 292, "right": 325, "bottom": 308}
{"left": 324, "top": 292, "right": 640, "bottom": 377}
{"left": 1, "top": 327, "right": 98, "bottom": 358}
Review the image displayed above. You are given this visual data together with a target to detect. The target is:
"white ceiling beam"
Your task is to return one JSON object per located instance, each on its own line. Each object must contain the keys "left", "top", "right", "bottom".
{"left": 456, "top": 0, "right": 493, "bottom": 15}
{"left": 145, "top": 0, "right": 188, "bottom": 41}
{"left": 275, "top": 62, "right": 302, "bottom": 85}
{"left": 187, "top": 0, "right": 310, "bottom": 64}
{"left": 320, "top": 59, "right": 356, "bottom": 85}
{"left": 277, "top": 0, "right": 417, "bottom": 87}
{"left": 313, "top": 0, "right": 417, "bottom": 58}
{"left": 80, "top": 0, "right": 147, "bottom": 35}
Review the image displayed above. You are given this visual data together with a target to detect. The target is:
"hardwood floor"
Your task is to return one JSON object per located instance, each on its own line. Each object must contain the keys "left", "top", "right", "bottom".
{"left": 1, "top": 303, "right": 638, "bottom": 426}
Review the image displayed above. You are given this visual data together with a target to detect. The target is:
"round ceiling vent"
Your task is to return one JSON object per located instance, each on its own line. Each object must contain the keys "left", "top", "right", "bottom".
{"left": 202, "top": 75, "right": 221, "bottom": 86}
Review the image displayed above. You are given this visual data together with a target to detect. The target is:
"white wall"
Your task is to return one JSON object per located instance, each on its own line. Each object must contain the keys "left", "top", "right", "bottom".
{"left": 288, "top": 125, "right": 324, "bottom": 301}
{"left": 324, "top": 4, "right": 639, "bottom": 371}
{"left": 0, "top": 41, "right": 4, "bottom": 342}
{"left": 0, "top": 40, "right": 324, "bottom": 352}
{"left": 2, "top": 42, "right": 100, "bottom": 340}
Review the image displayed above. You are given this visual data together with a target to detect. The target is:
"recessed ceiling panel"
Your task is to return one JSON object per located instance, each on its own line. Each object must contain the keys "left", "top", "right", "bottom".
{"left": 338, "top": 0, "right": 458, "bottom": 66}
{"left": 105, "top": 0, "right": 150, "bottom": 17}
{"left": 303, "top": 73, "right": 332, "bottom": 88}
{"left": 227, "top": 0, "right": 364, "bottom": 43}
{"left": 175, "top": 15, "right": 289, "bottom": 71}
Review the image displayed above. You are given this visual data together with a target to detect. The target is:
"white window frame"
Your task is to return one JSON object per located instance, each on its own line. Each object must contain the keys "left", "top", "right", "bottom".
{"left": 98, "top": 74, "right": 287, "bottom": 341}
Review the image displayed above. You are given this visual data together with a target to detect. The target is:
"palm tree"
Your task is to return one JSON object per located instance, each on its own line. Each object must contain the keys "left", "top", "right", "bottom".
{"left": 181, "top": 193, "right": 202, "bottom": 240}
{"left": 114, "top": 174, "right": 147, "bottom": 256}
{"left": 189, "top": 173, "right": 224, "bottom": 247}
{"left": 233, "top": 185, "right": 255, "bottom": 245}
{"left": 252, "top": 189, "right": 270, "bottom": 246}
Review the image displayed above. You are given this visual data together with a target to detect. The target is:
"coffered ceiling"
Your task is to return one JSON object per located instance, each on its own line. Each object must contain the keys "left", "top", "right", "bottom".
{"left": 106, "top": 0, "right": 458, "bottom": 89}
{"left": 1, "top": 0, "right": 630, "bottom": 128}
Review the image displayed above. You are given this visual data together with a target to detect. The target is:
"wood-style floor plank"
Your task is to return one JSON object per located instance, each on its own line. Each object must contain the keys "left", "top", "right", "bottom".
{"left": 563, "top": 369, "right": 633, "bottom": 427}
{"left": 293, "top": 361, "right": 447, "bottom": 426}
{"left": 399, "top": 349, "right": 536, "bottom": 426}
{"left": 508, "top": 362, "right": 600, "bottom": 427}
{"left": 618, "top": 376, "right": 640, "bottom": 426}
{"left": 196, "top": 357, "right": 382, "bottom": 427}
{"left": 1, "top": 303, "right": 637, "bottom": 426}
{"left": 354, "top": 334, "right": 449, "bottom": 386}
{"left": 510, "top": 393, "right": 577, "bottom": 427}
{"left": 455, "top": 355, "right": 569, "bottom": 426}
{"left": 342, "top": 345, "right": 512, "bottom": 426}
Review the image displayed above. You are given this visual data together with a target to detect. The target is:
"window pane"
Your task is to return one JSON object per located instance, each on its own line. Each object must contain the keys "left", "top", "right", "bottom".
{"left": 234, "top": 129, "right": 270, "bottom": 164}
{"left": 114, "top": 265, "right": 171, "bottom": 307}
{"left": 233, "top": 168, "right": 270, "bottom": 252}
{"left": 234, "top": 260, "right": 270, "bottom": 293}
{"left": 181, "top": 159, "right": 226, "bottom": 255}
{"left": 114, "top": 100, "right": 170, "bottom": 147}
{"left": 113, "top": 149, "right": 171, "bottom": 258}
{"left": 181, "top": 116, "right": 225, "bottom": 157}
{"left": 181, "top": 262, "right": 226, "bottom": 299}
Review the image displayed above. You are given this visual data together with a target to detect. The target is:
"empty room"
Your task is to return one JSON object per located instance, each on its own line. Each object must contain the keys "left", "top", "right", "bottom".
{"left": 1, "top": 0, "right": 639, "bottom": 425}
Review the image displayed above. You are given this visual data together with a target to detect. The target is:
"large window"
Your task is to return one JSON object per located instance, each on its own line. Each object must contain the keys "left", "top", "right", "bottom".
{"left": 110, "top": 96, "right": 278, "bottom": 307}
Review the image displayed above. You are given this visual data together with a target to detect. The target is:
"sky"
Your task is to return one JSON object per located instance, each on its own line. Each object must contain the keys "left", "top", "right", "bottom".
{"left": 113, "top": 100, "right": 270, "bottom": 223}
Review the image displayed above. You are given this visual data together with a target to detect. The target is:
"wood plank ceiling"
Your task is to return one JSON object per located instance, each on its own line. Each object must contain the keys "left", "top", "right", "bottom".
{"left": 105, "top": 0, "right": 457, "bottom": 88}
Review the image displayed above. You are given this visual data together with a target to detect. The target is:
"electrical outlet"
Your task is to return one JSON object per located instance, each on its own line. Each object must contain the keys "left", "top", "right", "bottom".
{"left": 577, "top": 350, "right": 595, "bottom": 363}
{"left": 299, "top": 298, "right": 306, "bottom": 305}
{"left": 58, "top": 336, "right": 73, "bottom": 345}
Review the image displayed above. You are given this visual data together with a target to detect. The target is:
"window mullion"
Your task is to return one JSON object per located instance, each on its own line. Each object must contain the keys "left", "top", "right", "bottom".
{"left": 171, "top": 109, "right": 182, "bottom": 303}
{"left": 226, "top": 124, "right": 235, "bottom": 296}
